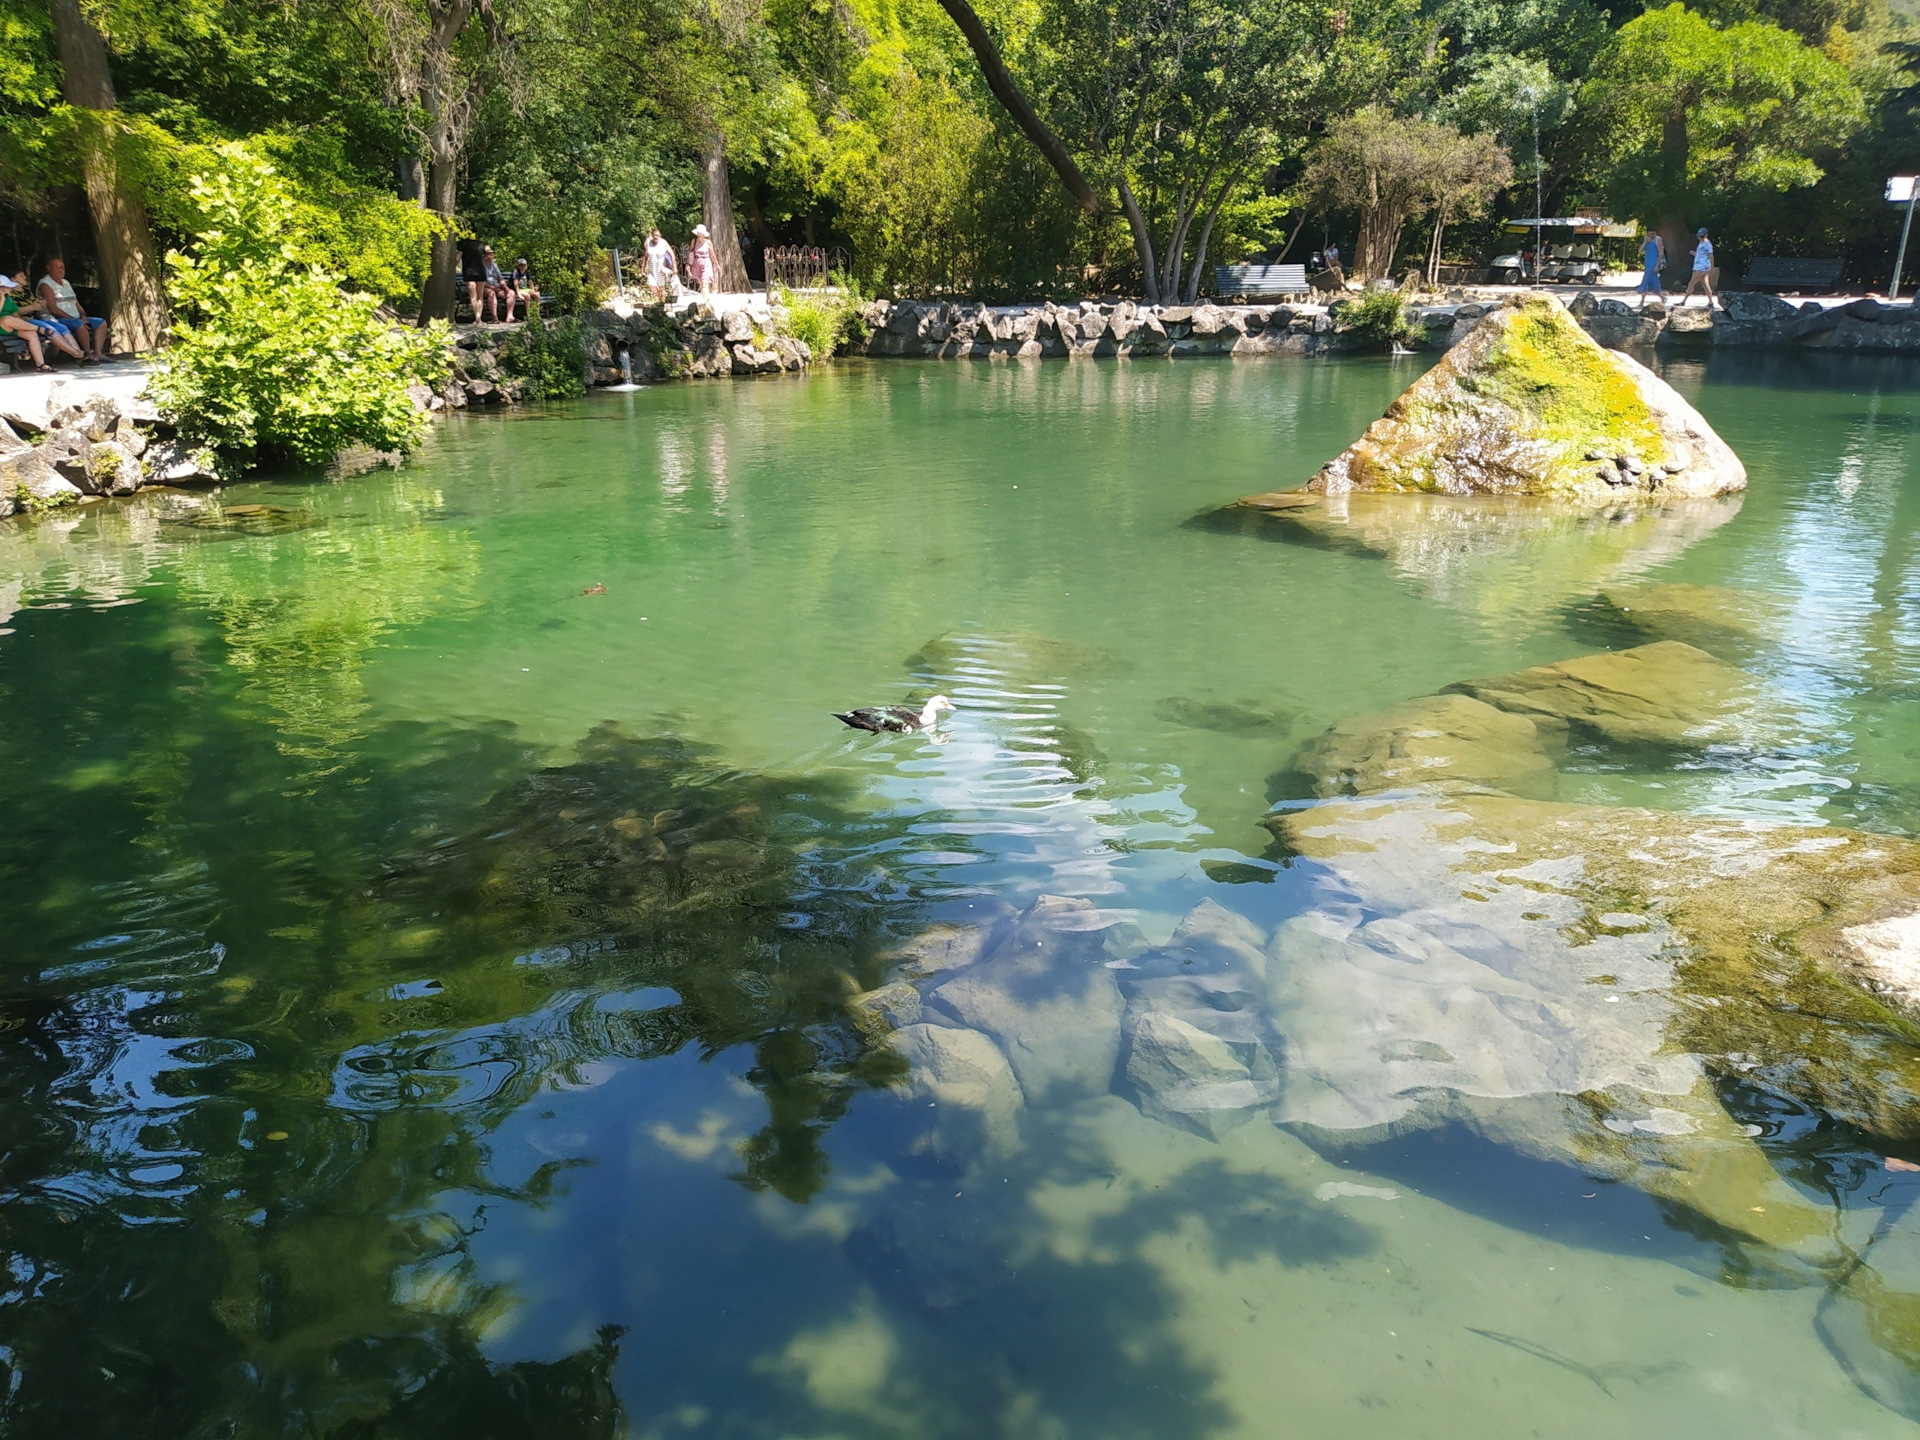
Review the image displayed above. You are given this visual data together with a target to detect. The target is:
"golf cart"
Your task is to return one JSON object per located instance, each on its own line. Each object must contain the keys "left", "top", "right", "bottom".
{"left": 1489, "top": 217, "right": 1617, "bottom": 285}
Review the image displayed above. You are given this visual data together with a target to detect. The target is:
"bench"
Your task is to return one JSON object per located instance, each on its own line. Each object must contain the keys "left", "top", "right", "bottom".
{"left": 1214, "top": 264, "right": 1309, "bottom": 299}
{"left": 1742, "top": 257, "right": 1844, "bottom": 292}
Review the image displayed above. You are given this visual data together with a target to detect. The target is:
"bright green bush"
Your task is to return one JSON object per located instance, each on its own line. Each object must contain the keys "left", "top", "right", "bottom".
{"left": 497, "top": 318, "right": 589, "bottom": 400}
{"left": 148, "top": 150, "right": 451, "bottom": 477}
{"left": 773, "top": 273, "right": 870, "bottom": 358}
{"left": 1338, "top": 289, "right": 1427, "bottom": 352}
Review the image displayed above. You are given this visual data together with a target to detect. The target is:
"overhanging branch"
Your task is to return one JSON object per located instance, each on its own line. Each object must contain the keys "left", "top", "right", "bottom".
{"left": 934, "top": 0, "right": 1102, "bottom": 216}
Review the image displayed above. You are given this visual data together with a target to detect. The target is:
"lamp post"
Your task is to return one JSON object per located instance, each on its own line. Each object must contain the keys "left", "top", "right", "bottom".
{"left": 1525, "top": 87, "right": 1543, "bottom": 279}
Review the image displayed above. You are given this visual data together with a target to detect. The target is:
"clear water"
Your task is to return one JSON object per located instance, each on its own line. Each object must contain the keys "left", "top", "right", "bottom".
{"left": 4, "top": 352, "right": 1920, "bottom": 1437}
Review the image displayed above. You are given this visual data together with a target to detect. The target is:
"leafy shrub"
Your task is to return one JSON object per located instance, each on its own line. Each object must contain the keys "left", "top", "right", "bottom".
{"left": 148, "top": 149, "right": 451, "bottom": 477}
{"left": 772, "top": 273, "right": 870, "bottom": 358}
{"left": 1337, "top": 288, "right": 1427, "bottom": 351}
{"left": 498, "top": 318, "right": 588, "bottom": 400}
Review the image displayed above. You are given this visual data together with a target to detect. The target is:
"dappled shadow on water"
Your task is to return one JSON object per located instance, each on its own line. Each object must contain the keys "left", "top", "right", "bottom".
{"left": 816, "top": 1118, "right": 1373, "bottom": 1440}
{"left": 0, "top": 602, "right": 931, "bottom": 1437}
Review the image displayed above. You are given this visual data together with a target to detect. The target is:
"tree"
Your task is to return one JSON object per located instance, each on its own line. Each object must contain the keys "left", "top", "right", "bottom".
{"left": 1301, "top": 105, "right": 1508, "bottom": 281}
{"left": 47, "top": 0, "right": 169, "bottom": 350}
{"left": 1422, "top": 125, "right": 1513, "bottom": 285}
{"left": 342, "top": 0, "right": 511, "bottom": 322}
{"left": 1032, "top": 0, "right": 1381, "bottom": 304}
{"left": 1577, "top": 3, "right": 1865, "bottom": 264}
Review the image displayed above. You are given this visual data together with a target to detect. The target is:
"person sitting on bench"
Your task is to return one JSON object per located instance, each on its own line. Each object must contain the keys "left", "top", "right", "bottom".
{"left": 1, "top": 273, "right": 82, "bottom": 371}
{"left": 37, "top": 257, "right": 109, "bottom": 362}
{"left": 508, "top": 257, "right": 539, "bottom": 321}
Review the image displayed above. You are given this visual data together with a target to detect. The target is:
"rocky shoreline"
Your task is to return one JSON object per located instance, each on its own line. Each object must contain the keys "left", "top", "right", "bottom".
{"left": 5, "top": 284, "right": 1916, "bottom": 518}
{"left": 847, "top": 288, "right": 1920, "bottom": 360}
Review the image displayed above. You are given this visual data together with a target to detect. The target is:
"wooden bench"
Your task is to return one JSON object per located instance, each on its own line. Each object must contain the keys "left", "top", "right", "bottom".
{"left": 1742, "top": 257, "right": 1844, "bottom": 292}
{"left": 1214, "top": 264, "right": 1309, "bottom": 299}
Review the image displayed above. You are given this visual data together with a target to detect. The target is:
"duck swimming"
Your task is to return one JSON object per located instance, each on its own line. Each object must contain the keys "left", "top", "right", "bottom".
{"left": 833, "top": 695, "right": 957, "bottom": 734}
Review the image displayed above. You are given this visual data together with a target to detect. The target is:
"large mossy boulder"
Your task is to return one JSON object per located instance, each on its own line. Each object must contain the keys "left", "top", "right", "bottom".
{"left": 1305, "top": 294, "right": 1746, "bottom": 502}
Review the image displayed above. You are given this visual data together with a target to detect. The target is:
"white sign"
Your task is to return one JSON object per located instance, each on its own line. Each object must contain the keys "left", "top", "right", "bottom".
{"left": 1889, "top": 176, "right": 1918, "bottom": 203}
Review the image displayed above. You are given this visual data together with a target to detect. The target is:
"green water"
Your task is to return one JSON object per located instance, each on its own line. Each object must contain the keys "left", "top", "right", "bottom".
{"left": 4, "top": 353, "right": 1920, "bottom": 1437}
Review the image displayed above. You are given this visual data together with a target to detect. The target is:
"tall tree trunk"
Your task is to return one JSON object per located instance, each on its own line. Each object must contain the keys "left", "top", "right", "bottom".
{"left": 49, "top": 0, "right": 168, "bottom": 352}
{"left": 1354, "top": 204, "right": 1404, "bottom": 281}
{"left": 420, "top": 149, "right": 460, "bottom": 323}
{"left": 1656, "top": 106, "right": 1691, "bottom": 284}
{"left": 1427, "top": 216, "right": 1445, "bottom": 289}
{"left": 399, "top": 155, "right": 425, "bottom": 203}
{"left": 1182, "top": 176, "right": 1237, "bottom": 304}
{"left": 934, "top": 0, "right": 1100, "bottom": 216}
{"left": 700, "top": 126, "right": 752, "bottom": 293}
{"left": 413, "top": 0, "right": 479, "bottom": 324}
{"left": 1117, "top": 173, "right": 1161, "bottom": 306}
{"left": 1160, "top": 182, "right": 1192, "bottom": 300}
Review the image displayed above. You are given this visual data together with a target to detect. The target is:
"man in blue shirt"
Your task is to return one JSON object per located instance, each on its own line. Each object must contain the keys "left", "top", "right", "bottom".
{"left": 1637, "top": 230, "right": 1665, "bottom": 309}
{"left": 1682, "top": 227, "right": 1718, "bottom": 309}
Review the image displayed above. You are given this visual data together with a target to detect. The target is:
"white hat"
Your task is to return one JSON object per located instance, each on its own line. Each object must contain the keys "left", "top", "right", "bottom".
{"left": 693, "top": 224, "right": 709, "bottom": 237}
{"left": 0, "top": 276, "right": 16, "bottom": 289}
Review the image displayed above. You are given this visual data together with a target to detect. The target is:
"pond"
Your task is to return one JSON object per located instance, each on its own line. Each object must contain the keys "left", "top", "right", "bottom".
{"left": 4, "top": 351, "right": 1920, "bottom": 1437}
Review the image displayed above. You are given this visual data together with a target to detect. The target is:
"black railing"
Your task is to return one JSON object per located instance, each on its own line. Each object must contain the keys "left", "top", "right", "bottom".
{"left": 765, "top": 246, "right": 848, "bottom": 291}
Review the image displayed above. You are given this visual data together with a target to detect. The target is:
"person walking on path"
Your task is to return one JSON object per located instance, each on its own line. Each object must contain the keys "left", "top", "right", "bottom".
{"left": 644, "top": 227, "right": 676, "bottom": 303}
{"left": 1636, "top": 230, "right": 1666, "bottom": 309}
{"left": 1682, "top": 227, "right": 1718, "bottom": 309}
{"left": 36, "top": 257, "right": 108, "bottom": 361}
{"left": 687, "top": 224, "right": 716, "bottom": 295}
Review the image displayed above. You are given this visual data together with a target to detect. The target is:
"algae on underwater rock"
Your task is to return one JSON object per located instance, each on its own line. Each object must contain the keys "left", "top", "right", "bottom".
{"left": 1445, "top": 640, "right": 1764, "bottom": 750}
{"left": 1291, "top": 691, "right": 1558, "bottom": 798}
{"left": 1596, "top": 582, "right": 1791, "bottom": 660}
{"left": 1302, "top": 295, "right": 1746, "bottom": 502}
{"left": 1267, "top": 790, "right": 1920, "bottom": 1144}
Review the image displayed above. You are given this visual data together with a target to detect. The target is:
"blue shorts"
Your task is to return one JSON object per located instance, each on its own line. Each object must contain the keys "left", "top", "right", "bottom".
{"left": 35, "top": 316, "right": 103, "bottom": 338}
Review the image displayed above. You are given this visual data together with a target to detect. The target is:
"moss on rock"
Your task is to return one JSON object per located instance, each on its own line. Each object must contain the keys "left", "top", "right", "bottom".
{"left": 1303, "top": 294, "right": 1747, "bottom": 502}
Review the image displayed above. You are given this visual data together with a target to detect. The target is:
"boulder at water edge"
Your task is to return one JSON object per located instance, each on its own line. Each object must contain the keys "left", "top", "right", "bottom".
{"left": 1305, "top": 294, "right": 1746, "bottom": 501}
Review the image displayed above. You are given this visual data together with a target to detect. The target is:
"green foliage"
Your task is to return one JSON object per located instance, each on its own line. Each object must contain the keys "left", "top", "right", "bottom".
{"left": 497, "top": 318, "right": 589, "bottom": 400}
{"left": 1337, "top": 287, "right": 1428, "bottom": 349}
{"left": 1302, "top": 107, "right": 1512, "bottom": 278}
{"left": 147, "top": 149, "right": 451, "bottom": 476}
{"left": 772, "top": 272, "right": 869, "bottom": 356}
{"left": 1578, "top": 4, "right": 1867, "bottom": 226}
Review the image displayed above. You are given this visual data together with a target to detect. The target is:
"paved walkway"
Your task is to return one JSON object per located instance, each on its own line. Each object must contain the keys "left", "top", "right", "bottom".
{"left": 0, "top": 357, "right": 154, "bottom": 432}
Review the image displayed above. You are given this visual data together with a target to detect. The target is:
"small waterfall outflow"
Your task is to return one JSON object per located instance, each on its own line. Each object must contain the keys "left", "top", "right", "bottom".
{"left": 604, "top": 344, "right": 641, "bottom": 393}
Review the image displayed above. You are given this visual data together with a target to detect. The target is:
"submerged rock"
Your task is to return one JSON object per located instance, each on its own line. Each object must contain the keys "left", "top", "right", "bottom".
{"left": 1153, "top": 695, "right": 1294, "bottom": 733}
{"left": 1596, "top": 581, "right": 1789, "bottom": 659}
{"left": 1304, "top": 294, "right": 1746, "bottom": 502}
{"left": 922, "top": 895, "right": 1129, "bottom": 1102}
{"left": 1117, "top": 900, "right": 1282, "bottom": 1138}
{"left": 1291, "top": 691, "right": 1557, "bottom": 797}
{"left": 1445, "top": 640, "right": 1761, "bottom": 749}
{"left": 889, "top": 1023, "right": 1024, "bottom": 1159}
{"left": 1268, "top": 790, "right": 1920, "bottom": 1144}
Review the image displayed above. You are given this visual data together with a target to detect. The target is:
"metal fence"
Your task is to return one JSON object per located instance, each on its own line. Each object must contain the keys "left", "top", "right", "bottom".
{"left": 765, "top": 246, "right": 848, "bottom": 291}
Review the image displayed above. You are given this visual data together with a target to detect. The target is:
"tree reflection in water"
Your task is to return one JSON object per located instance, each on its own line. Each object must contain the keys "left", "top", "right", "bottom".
{"left": 0, "top": 605, "right": 927, "bottom": 1437}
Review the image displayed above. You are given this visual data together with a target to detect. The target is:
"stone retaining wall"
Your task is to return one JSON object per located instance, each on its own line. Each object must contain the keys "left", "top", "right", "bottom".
{"left": 850, "top": 291, "right": 1920, "bottom": 360}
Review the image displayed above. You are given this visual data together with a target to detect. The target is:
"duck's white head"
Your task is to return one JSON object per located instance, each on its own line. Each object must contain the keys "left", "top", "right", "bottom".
{"left": 920, "top": 694, "right": 957, "bottom": 723}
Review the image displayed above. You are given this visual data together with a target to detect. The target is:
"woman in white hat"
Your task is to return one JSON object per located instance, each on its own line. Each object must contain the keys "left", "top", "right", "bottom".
{"left": 687, "top": 223, "right": 716, "bottom": 295}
